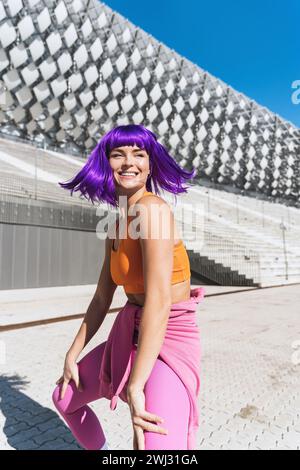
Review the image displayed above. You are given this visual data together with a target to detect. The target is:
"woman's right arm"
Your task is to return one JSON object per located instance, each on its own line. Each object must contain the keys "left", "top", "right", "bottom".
{"left": 66, "top": 234, "right": 117, "bottom": 362}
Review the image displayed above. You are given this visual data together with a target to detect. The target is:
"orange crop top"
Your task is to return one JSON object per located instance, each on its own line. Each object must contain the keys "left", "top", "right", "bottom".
{"left": 110, "top": 191, "right": 191, "bottom": 294}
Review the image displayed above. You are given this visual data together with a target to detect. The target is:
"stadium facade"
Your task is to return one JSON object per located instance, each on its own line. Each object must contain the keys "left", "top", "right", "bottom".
{"left": 0, "top": 0, "right": 299, "bottom": 207}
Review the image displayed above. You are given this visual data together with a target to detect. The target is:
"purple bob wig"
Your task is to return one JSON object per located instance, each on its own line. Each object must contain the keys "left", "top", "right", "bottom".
{"left": 58, "top": 124, "right": 197, "bottom": 208}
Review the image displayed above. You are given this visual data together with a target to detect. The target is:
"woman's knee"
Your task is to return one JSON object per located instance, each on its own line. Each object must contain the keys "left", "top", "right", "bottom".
{"left": 52, "top": 341, "right": 108, "bottom": 414}
{"left": 51, "top": 381, "right": 76, "bottom": 414}
{"left": 52, "top": 384, "right": 62, "bottom": 409}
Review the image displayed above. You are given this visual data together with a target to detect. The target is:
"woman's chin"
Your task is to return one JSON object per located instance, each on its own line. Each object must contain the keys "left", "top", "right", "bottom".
{"left": 115, "top": 180, "right": 144, "bottom": 191}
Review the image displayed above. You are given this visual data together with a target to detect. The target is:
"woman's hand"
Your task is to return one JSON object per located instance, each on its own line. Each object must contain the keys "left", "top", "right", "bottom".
{"left": 55, "top": 353, "right": 83, "bottom": 400}
{"left": 127, "top": 387, "right": 168, "bottom": 450}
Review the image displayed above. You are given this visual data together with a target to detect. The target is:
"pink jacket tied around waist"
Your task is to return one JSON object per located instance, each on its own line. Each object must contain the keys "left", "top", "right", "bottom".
{"left": 98, "top": 286, "right": 205, "bottom": 450}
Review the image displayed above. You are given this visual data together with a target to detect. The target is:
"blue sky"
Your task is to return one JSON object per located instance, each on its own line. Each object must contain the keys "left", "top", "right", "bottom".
{"left": 103, "top": 0, "right": 300, "bottom": 128}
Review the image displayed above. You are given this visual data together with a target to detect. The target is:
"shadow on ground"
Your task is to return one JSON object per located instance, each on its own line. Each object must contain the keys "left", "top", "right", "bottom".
{"left": 0, "top": 374, "right": 82, "bottom": 450}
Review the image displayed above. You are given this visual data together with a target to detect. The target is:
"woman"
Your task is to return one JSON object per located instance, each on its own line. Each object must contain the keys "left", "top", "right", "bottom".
{"left": 52, "top": 124, "right": 205, "bottom": 450}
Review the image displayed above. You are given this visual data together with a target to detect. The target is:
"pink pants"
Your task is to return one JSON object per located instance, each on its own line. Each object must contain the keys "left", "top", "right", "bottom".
{"left": 52, "top": 340, "right": 190, "bottom": 450}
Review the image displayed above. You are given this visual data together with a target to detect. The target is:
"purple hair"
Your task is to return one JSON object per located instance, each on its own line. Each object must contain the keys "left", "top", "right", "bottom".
{"left": 58, "top": 124, "right": 197, "bottom": 208}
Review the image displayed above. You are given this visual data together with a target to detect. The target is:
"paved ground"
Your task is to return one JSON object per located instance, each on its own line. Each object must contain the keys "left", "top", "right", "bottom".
{"left": 0, "top": 284, "right": 300, "bottom": 450}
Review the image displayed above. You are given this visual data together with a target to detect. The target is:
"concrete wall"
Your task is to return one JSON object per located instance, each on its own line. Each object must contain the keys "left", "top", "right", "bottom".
{"left": 0, "top": 223, "right": 105, "bottom": 290}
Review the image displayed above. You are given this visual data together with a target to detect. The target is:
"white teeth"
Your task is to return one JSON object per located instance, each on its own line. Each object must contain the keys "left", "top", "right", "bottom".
{"left": 120, "top": 172, "right": 137, "bottom": 175}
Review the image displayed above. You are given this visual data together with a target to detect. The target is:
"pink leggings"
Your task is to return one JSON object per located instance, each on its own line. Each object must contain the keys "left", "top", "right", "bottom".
{"left": 52, "top": 340, "right": 190, "bottom": 450}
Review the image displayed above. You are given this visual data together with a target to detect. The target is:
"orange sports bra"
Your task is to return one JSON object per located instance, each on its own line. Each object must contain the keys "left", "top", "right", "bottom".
{"left": 110, "top": 191, "right": 191, "bottom": 294}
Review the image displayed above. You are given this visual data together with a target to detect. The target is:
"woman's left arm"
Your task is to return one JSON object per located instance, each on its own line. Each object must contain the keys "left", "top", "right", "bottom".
{"left": 127, "top": 195, "right": 174, "bottom": 392}
{"left": 127, "top": 196, "right": 174, "bottom": 449}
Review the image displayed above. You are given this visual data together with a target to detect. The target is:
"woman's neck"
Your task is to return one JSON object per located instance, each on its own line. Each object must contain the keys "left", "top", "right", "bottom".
{"left": 118, "top": 187, "right": 149, "bottom": 217}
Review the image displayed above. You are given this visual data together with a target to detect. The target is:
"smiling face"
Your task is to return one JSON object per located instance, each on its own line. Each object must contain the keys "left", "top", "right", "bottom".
{"left": 109, "top": 145, "right": 150, "bottom": 192}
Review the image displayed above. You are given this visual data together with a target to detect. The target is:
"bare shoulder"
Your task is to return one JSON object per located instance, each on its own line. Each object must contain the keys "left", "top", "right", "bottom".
{"left": 138, "top": 193, "right": 170, "bottom": 210}
{"left": 138, "top": 193, "right": 172, "bottom": 220}
{"left": 137, "top": 194, "right": 174, "bottom": 240}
